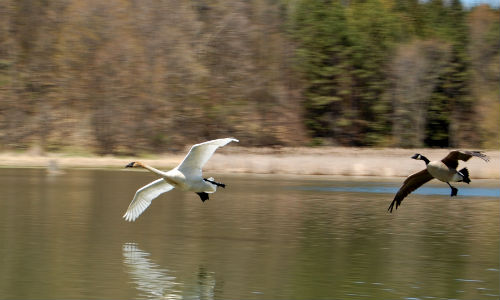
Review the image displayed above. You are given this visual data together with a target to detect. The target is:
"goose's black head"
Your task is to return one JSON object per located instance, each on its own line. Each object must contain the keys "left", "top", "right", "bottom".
{"left": 411, "top": 153, "right": 430, "bottom": 165}
{"left": 125, "top": 162, "right": 136, "bottom": 168}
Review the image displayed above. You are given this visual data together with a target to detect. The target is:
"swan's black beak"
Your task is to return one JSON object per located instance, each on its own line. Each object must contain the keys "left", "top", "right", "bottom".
{"left": 125, "top": 162, "right": 135, "bottom": 168}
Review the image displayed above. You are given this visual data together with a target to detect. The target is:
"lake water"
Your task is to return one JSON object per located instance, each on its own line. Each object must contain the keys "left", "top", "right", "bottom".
{"left": 0, "top": 168, "right": 498, "bottom": 299}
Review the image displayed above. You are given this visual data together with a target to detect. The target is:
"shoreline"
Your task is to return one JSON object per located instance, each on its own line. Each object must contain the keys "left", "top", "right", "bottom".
{"left": 0, "top": 147, "right": 498, "bottom": 179}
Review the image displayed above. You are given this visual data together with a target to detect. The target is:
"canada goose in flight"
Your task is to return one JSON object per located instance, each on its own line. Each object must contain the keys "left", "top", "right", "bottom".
{"left": 388, "top": 150, "right": 489, "bottom": 213}
{"left": 123, "top": 138, "right": 238, "bottom": 221}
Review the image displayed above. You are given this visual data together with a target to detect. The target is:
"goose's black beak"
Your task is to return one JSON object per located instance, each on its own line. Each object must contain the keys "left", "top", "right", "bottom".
{"left": 411, "top": 154, "right": 420, "bottom": 160}
{"left": 125, "top": 162, "right": 135, "bottom": 168}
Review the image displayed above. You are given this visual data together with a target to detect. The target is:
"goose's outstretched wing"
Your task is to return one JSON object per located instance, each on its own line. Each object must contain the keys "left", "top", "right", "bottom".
{"left": 442, "top": 150, "right": 489, "bottom": 169}
{"left": 177, "top": 138, "right": 239, "bottom": 174}
{"left": 123, "top": 178, "right": 174, "bottom": 222}
{"left": 388, "top": 169, "right": 434, "bottom": 213}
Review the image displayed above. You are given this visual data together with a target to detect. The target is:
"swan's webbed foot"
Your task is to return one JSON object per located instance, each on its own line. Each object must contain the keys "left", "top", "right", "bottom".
{"left": 204, "top": 178, "right": 225, "bottom": 188}
{"left": 447, "top": 183, "right": 458, "bottom": 197}
{"left": 197, "top": 192, "right": 209, "bottom": 202}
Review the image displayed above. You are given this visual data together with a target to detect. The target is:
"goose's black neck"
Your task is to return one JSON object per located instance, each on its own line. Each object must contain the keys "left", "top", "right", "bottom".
{"left": 420, "top": 155, "right": 430, "bottom": 165}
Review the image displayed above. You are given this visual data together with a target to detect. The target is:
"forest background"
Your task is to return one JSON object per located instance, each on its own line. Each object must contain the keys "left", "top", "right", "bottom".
{"left": 0, "top": 0, "right": 498, "bottom": 156}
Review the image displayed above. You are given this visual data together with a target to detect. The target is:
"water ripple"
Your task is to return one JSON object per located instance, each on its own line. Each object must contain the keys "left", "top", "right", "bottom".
{"left": 455, "top": 278, "right": 484, "bottom": 282}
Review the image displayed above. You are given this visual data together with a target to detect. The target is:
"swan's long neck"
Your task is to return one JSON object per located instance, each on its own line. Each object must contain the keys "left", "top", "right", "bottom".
{"left": 137, "top": 162, "right": 167, "bottom": 176}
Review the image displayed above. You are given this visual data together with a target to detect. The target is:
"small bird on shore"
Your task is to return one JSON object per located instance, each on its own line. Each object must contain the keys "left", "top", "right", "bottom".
{"left": 123, "top": 138, "right": 238, "bottom": 221}
{"left": 388, "top": 150, "right": 489, "bottom": 213}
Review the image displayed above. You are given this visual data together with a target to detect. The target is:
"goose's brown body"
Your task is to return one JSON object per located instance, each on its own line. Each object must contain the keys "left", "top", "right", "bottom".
{"left": 388, "top": 150, "right": 489, "bottom": 213}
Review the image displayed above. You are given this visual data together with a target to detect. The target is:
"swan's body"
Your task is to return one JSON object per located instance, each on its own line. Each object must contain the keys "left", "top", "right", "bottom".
{"left": 388, "top": 150, "right": 489, "bottom": 213}
{"left": 123, "top": 138, "right": 238, "bottom": 221}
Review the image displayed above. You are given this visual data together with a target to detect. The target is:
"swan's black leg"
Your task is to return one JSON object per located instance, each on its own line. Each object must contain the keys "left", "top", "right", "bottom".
{"left": 197, "top": 192, "right": 209, "bottom": 202}
{"left": 203, "top": 178, "right": 225, "bottom": 188}
{"left": 447, "top": 182, "right": 458, "bottom": 197}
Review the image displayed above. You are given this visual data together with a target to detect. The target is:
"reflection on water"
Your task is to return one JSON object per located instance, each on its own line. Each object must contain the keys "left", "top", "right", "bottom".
{"left": 123, "top": 243, "right": 216, "bottom": 300}
{"left": 123, "top": 243, "right": 183, "bottom": 300}
{"left": 0, "top": 169, "right": 498, "bottom": 299}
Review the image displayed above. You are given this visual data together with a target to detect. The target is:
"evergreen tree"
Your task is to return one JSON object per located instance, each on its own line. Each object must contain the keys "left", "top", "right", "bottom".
{"left": 292, "top": 0, "right": 402, "bottom": 146}
{"left": 424, "top": 0, "right": 472, "bottom": 147}
{"left": 291, "top": 0, "right": 351, "bottom": 144}
{"left": 345, "top": 0, "right": 402, "bottom": 145}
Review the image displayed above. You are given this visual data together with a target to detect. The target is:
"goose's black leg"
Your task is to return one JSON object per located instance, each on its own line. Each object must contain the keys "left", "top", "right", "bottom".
{"left": 204, "top": 178, "right": 226, "bottom": 188}
{"left": 447, "top": 182, "right": 458, "bottom": 197}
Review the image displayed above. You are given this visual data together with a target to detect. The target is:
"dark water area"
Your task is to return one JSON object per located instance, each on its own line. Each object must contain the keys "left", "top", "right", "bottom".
{"left": 0, "top": 168, "right": 498, "bottom": 299}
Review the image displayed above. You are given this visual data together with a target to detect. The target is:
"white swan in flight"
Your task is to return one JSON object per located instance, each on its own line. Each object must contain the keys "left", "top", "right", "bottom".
{"left": 123, "top": 138, "right": 239, "bottom": 221}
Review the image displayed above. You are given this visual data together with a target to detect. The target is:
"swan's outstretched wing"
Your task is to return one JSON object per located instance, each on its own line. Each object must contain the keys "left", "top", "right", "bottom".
{"left": 388, "top": 169, "right": 434, "bottom": 213}
{"left": 177, "top": 138, "right": 239, "bottom": 174}
{"left": 123, "top": 178, "right": 174, "bottom": 222}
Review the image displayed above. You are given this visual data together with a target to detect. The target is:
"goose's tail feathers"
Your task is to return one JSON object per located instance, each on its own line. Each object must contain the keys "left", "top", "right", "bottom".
{"left": 459, "top": 167, "right": 470, "bottom": 184}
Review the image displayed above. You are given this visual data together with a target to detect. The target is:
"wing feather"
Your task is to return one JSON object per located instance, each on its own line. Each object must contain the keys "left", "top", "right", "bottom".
{"left": 123, "top": 178, "right": 174, "bottom": 222}
{"left": 388, "top": 169, "right": 434, "bottom": 213}
{"left": 442, "top": 150, "right": 489, "bottom": 169}
{"left": 177, "top": 138, "right": 239, "bottom": 174}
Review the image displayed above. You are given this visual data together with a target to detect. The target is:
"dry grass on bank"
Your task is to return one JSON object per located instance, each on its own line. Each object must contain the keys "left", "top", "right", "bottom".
{"left": 0, "top": 147, "right": 498, "bottom": 179}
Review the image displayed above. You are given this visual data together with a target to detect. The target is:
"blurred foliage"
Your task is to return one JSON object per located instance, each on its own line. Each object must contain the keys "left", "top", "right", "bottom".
{"left": 291, "top": 0, "right": 499, "bottom": 148}
{"left": 0, "top": 0, "right": 498, "bottom": 154}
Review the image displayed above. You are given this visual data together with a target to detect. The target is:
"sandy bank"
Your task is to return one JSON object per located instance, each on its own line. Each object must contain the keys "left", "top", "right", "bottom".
{"left": 0, "top": 147, "right": 498, "bottom": 179}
